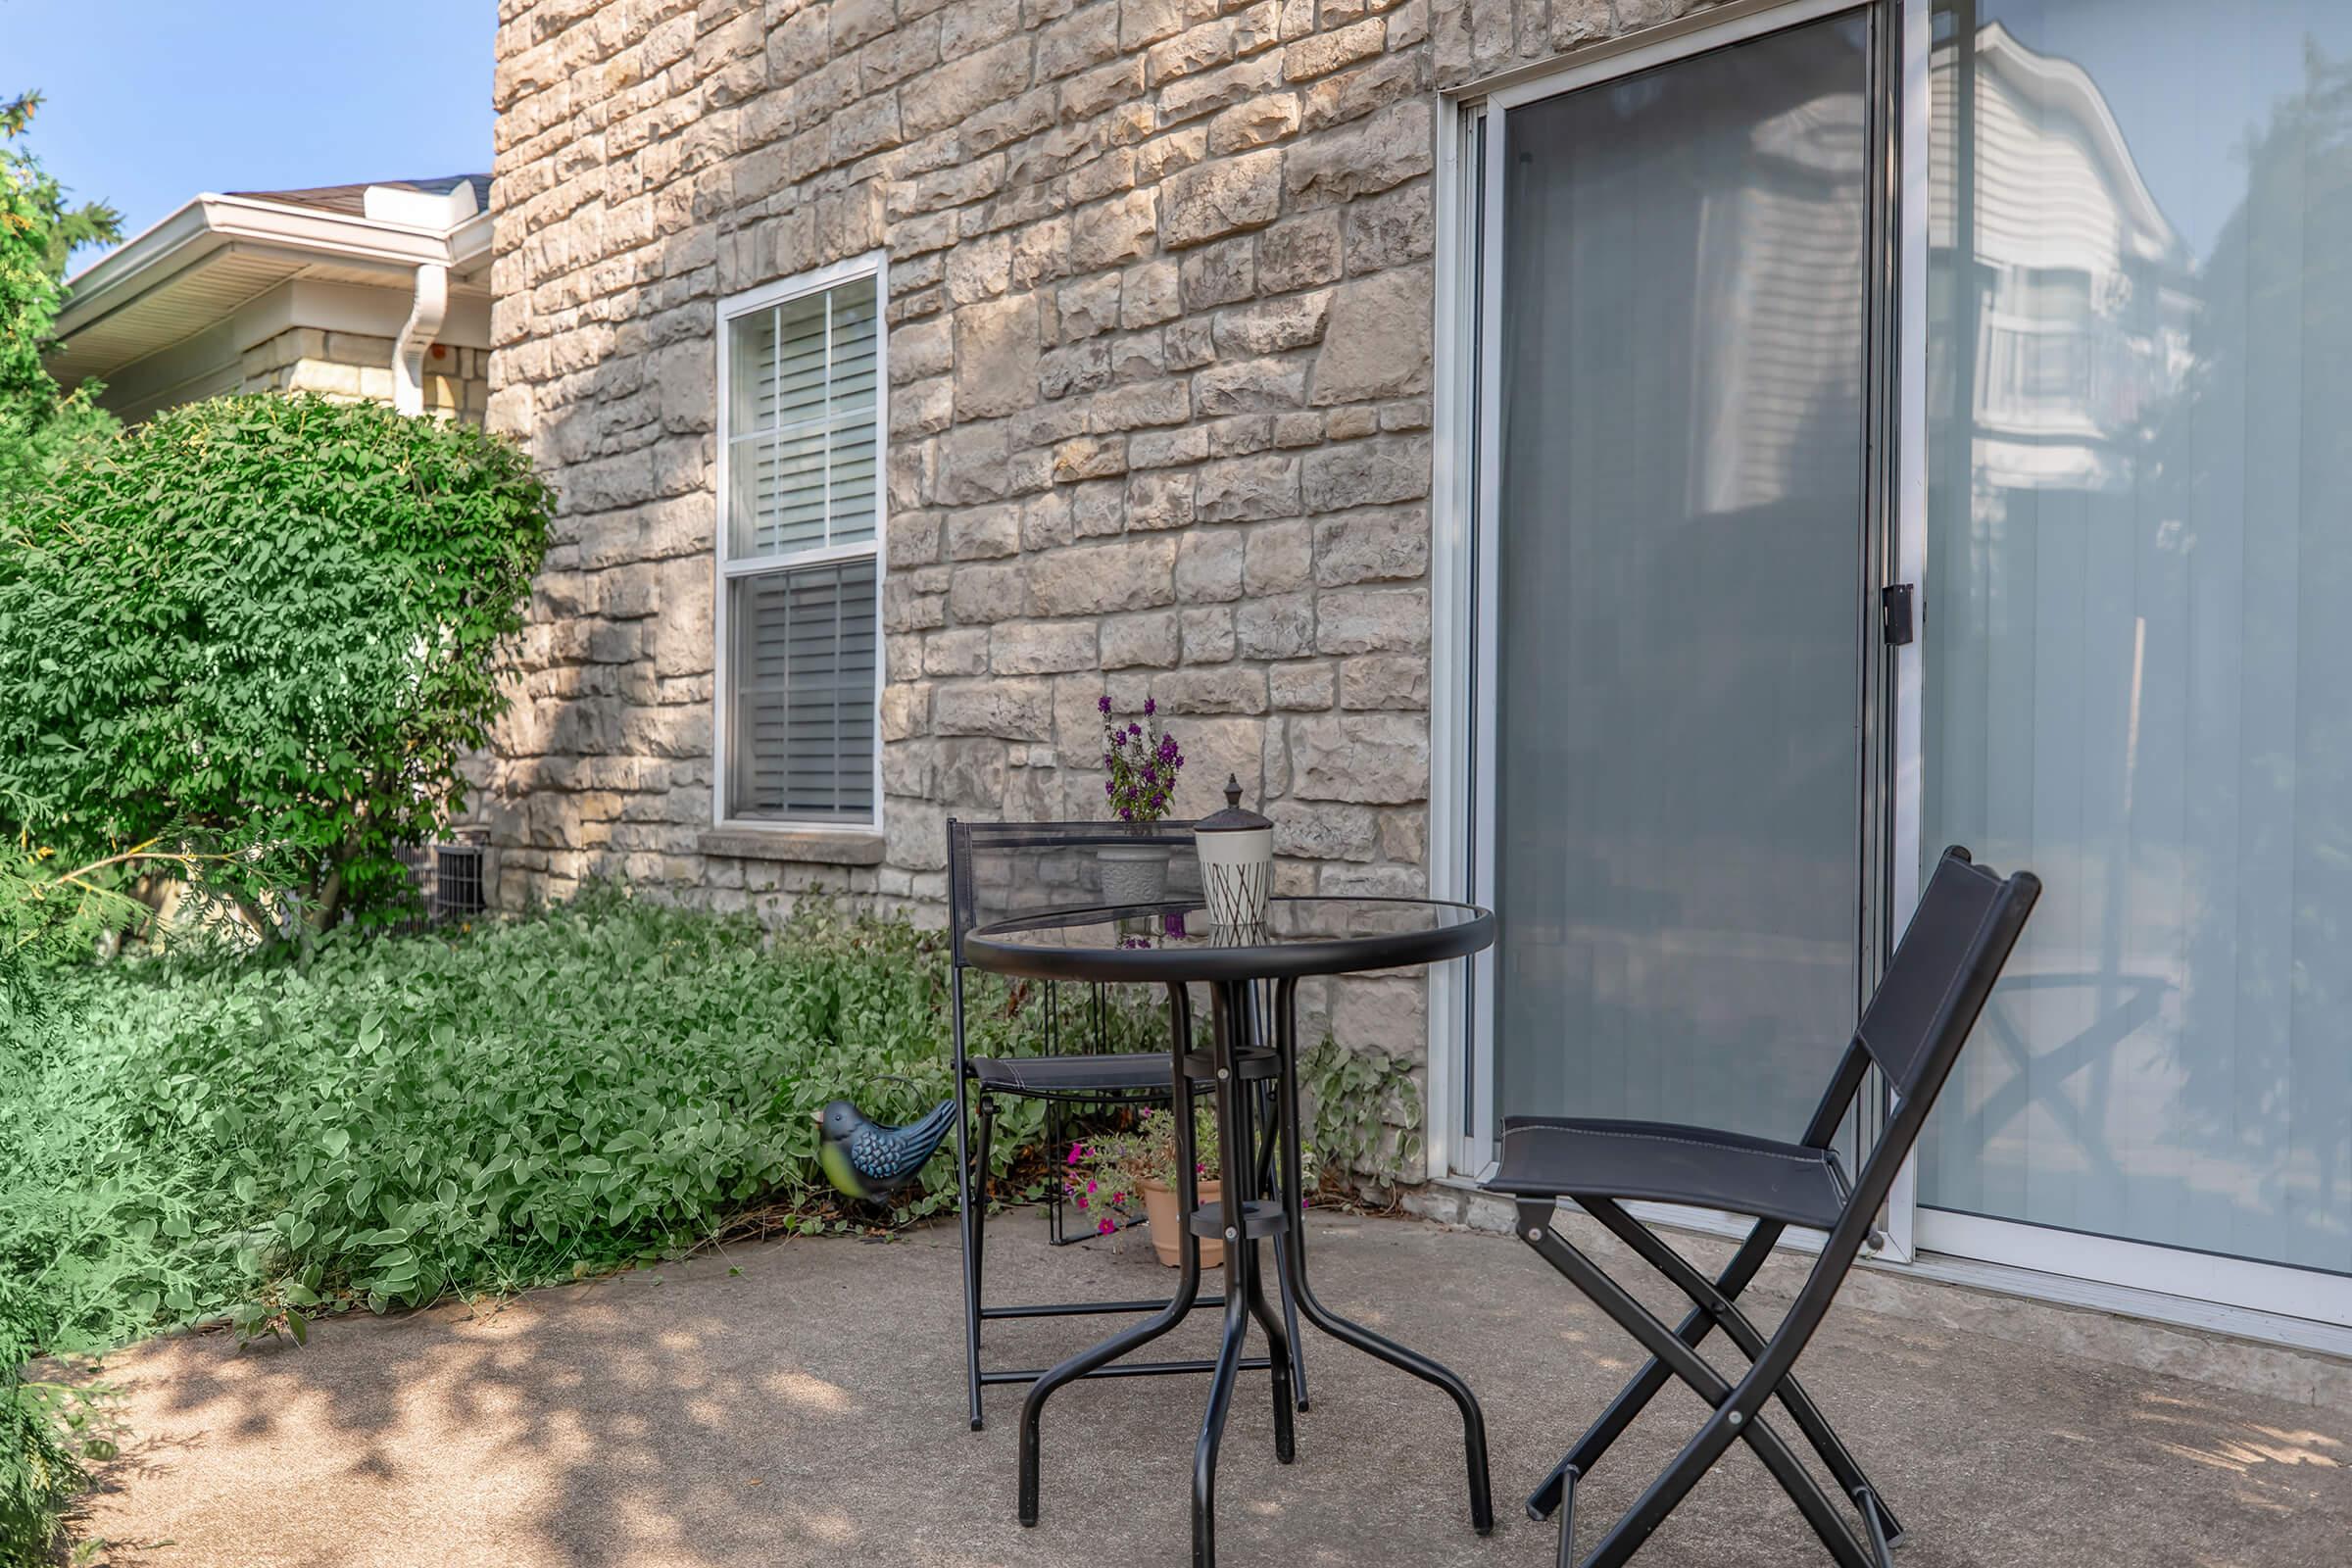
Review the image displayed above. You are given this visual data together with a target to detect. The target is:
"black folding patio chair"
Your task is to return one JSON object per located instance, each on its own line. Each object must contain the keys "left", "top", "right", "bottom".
{"left": 949, "top": 818, "right": 1307, "bottom": 1432}
{"left": 1487, "top": 846, "right": 2038, "bottom": 1568}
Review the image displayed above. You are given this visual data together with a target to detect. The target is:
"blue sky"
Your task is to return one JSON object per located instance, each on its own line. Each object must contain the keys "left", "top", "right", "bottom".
{"left": 6, "top": 0, "right": 495, "bottom": 274}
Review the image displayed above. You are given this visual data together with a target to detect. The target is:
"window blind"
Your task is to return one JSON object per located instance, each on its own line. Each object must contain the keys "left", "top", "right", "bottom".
{"left": 726, "top": 275, "right": 879, "bottom": 558}
{"left": 727, "top": 559, "right": 878, "bottom": 822}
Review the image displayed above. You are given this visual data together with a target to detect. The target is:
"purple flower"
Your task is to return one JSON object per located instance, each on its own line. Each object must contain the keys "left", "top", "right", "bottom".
{"left": 1098, "top": 695, "right": 1112, "bottom": 713}
{"left": 1144, "top": 697, "right": 1156, "bottom": 715}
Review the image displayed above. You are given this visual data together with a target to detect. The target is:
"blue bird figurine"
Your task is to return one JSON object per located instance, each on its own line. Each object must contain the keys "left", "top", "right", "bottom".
{"left": 815, "top": 1097, "right": 958, "bottom": 1202}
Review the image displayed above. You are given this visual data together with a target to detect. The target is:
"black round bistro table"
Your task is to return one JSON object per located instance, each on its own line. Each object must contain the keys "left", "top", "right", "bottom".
{"left": 963, "top": 895, "right": 1497, "bottom": 1568}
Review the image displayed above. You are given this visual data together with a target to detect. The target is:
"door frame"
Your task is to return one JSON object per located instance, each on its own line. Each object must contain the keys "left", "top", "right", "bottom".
{"left": 1429, "top": 0, "right": 2352, "bottom": 1333}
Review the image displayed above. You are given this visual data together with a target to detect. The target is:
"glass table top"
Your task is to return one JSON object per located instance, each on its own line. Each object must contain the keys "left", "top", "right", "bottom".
{"left": 964, "top": 896, "right": 1494, "bottom": 982}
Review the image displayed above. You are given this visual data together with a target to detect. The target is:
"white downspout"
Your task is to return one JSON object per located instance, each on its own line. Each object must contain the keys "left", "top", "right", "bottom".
{"left": 392, "top": 261, "right": 449, "bottom": 416}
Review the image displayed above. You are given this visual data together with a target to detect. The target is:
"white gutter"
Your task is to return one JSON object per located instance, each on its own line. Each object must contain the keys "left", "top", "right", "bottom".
{"left": 391, "top": 263, "right": 450, "bottom": 416}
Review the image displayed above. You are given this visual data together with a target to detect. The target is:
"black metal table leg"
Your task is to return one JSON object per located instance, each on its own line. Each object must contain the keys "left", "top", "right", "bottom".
{"left": 1228, "top": 983, "right": 1297, "bottom": 1457}
{"left": 997, "top": 925, "right": 1496, "bottom": 1557}
{"left": 1268, "top": 977, "right": 1495, "bottom": 1536}
{"left": 1191, "top": 978, "right": 1300, "bottom": 1568}
{"left": 1020, "top": 986, "right": 1210, "bottom": 1527}
{"left": 1247, "top": 980, "right": 1312, "bottom": 1413}
{"left": 964, "top": 893, "right": 1495, "bottom": 1560}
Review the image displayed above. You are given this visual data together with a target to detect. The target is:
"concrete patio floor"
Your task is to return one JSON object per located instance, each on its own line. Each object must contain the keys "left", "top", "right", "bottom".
{"left": 73, "top": 1209, "right": 2349, "bottom": 1568}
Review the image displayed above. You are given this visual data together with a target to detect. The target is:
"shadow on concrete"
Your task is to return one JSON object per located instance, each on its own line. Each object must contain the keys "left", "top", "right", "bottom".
{"left": 74, "top": 1213, "right": 2350, "bottom": 1568}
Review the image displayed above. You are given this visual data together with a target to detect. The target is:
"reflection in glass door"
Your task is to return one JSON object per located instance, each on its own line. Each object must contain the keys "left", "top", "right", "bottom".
{"left": 1483, "top": 10, "right": 1882, "bottom": 1146}
{"left": 1920, "top": 0, "right": 2352, "bottom": 1309}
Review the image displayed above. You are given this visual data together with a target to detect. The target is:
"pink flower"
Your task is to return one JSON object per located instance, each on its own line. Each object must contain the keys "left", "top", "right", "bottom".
{"left": 1086, "top": 1180, "right": 1097, "bottom": 1193}
{"left": 1098, "top": 1217, "right": 1115, "bottom": 1236}
{"left": 1076, "top": 1195, "right": 1088, "bottom": 1209}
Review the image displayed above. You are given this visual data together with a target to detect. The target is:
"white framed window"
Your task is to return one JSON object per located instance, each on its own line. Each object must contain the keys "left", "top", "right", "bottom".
{"left": 712, "top": 253, "right": 887, "bottom": 831}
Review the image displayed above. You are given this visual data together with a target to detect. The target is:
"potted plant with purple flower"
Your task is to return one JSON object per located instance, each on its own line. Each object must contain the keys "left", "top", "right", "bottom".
{"left": 1096, "top": 695, "right": 1184, "bottom": 906}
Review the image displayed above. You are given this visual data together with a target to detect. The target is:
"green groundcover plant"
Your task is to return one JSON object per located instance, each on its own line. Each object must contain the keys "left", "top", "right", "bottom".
{"left": 0, "top": 392, "right": 553, "bottom": 933}
{"left": 0, "top": 890, "right": 1166, "bottom": 1562}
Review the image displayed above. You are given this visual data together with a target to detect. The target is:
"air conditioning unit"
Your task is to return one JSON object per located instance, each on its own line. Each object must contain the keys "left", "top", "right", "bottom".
{"left": 430, "top": 842, "right": 487, "bottom": 921}
{"left": 394, "top": 839, "right": 491, "bottom": 923}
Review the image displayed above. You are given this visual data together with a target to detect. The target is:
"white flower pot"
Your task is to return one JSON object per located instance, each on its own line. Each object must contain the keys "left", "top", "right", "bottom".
{"left": 1097, "top": 842, "right": 1171, "bottom": 906}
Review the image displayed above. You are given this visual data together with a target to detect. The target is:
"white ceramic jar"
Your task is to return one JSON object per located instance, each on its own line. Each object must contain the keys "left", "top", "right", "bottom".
{"left": 1193, "top": 774, "right": 1273, "bottom": 933}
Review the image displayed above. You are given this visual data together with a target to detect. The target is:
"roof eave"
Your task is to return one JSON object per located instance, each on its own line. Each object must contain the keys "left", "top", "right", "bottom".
{"left": 56, "top": 192, "right": 489, "bottom": 345}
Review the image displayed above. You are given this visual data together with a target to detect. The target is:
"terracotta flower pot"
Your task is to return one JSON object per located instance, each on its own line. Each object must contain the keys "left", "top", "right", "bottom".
{"left": 1141, "top": 1177, "right": 1221, "bottom": 1269}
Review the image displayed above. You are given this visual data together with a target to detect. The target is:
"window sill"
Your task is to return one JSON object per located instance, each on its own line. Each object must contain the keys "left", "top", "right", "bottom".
{"left": 697, "top": 828, "right": 887, "bottom": 866}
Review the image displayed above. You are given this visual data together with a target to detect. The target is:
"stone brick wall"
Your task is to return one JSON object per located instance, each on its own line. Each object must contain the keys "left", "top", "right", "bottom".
{"left": 240, "top": 325, "right": 490, "bottom": 423}
{"left": 483, "top": 0, "right": 1715, "bottom": 1179}
{"left": 1430, "top": 0, "right": 1731, "bottom": 86}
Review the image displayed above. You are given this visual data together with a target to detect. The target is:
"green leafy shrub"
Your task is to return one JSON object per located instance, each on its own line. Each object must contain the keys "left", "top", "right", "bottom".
{"left": 0, "top": 392, "right": 553, "bottom": 931}
{"left": 0, "top": 1302, "right": 80, "bottom": 1567}
{"left": 0, "top": 1280, "right": 114, "bottom": 1568}
{"left": 1, "top": 91, "right": 122, "bottom": 498}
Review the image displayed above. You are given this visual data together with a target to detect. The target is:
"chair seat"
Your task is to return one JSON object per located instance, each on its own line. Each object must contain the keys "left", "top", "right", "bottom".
{"left": 966, "top": 1052, "right": 1174, "bottom": 1097}
{"left": 1487, "top": 1116, "right": 1850, "bottom": 1231}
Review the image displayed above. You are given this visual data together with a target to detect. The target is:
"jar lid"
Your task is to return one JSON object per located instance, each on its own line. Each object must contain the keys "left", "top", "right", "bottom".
{"left": 1195, "top": 773, "right": 1271, "bottom": 833}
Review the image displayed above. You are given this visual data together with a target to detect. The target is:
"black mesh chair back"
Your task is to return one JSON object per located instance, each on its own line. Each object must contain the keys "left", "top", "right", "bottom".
{"left": 948, "top": 818, "right": 1202, "bottom": 967}
{"left": 1852, "top": 846, "right": 2019, "bottom": 1104}
{"left": 1488, "top": 846, "right": 2039, "bottom": 1568}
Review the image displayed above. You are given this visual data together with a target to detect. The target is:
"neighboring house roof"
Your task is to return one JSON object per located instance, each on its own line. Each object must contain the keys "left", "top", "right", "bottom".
{"left": 224, "top": 174, "right": 495, "bottom": 219}
{"left": 47, "top": 175, "right": 495, "bottom": 397}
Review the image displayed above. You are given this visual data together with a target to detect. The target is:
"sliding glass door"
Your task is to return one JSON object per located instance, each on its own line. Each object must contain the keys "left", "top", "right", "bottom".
{"left": 1918, "top": 0, "right": 2352, "bottom": 1307}
{"left": 1456, "top": 0, "right": 2350, "bottom": 1324}
{"left": 1482, "top": 8, "right": 1882, "bottom": 1147}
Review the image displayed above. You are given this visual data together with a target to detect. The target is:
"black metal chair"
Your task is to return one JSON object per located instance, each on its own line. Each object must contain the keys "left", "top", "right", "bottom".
{"left": 1488, "top": 846, "right": 2039, "bottom": 1568}
{"left": 948, "top": 818, "right": 1308, "bottom": 1431}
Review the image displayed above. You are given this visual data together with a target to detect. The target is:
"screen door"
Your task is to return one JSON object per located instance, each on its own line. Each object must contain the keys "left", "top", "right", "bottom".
{"left": 1483, "top": 9, "right": 1880, "bottom": 1145}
